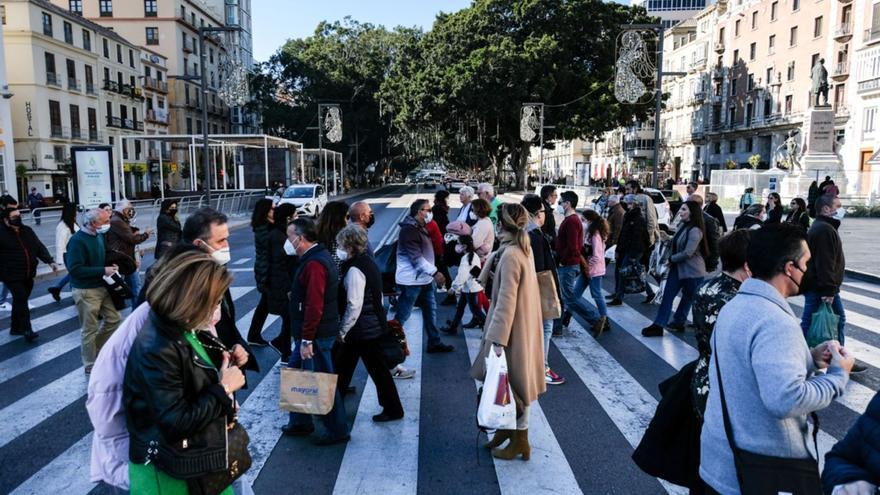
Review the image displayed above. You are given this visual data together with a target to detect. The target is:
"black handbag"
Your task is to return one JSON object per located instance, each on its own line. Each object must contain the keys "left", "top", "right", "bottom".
{"left": 713, "top": 335, "right": 822, "bottom": 495}
{"left": 186, "top": 420, "right": 252, "bottom": 495}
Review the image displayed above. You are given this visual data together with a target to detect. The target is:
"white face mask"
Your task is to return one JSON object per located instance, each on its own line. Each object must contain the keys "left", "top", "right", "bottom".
{"left": 425, "top": 212, "right": 434, "bottom": 224}
{"left": 833, "top": 208, "right": 846, "bottom": 221}
{"left": 284, "top": 239, "right": 296, "bottom": 256}
{"left": 96, "top": 223, "right": 111, "bottom": 234}
{"left": 555, "top": 204, "right": 566, "bottom": 216}
{"left": 336, "top": 247, "right": 349, "bottom": 261}
{"left": 469, "top": 211, "right": 477, "bottom": 221}
{"left": 207, "top": 245, "right": 231, "bottom": 265}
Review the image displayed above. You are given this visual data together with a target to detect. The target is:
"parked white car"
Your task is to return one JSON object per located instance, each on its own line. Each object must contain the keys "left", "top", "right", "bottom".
{"left": 644, "top": 187, "right": 671, "bottom": 228}
{"left": 277, "top": 184, "right": 328, "bottom": 217}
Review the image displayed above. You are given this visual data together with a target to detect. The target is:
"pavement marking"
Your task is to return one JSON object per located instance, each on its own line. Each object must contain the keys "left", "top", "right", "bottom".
{"left": 233, "top": 257, "right": 252, "bottom": 265}
{"left": 463, "top": 328, "right": 583, "bottom": 495}
{"left": 333, "top": 311, "right": 424, "bottom": 495}
{"left": 844, "top": 281, "right": 880, "bottom": 296}
{"left": 0, "top": 305, "right": 78, "bottom": 347}
{"left": 237, "top": 359, "right": 286, "bottom": 489}
{"left": 0, "top": 367, "right": 87, "bottom": 449}
{"left": 553, "top": 320, "right": 687, "bottom": 495}
{"left": 9, "top": 432, "right": 95, "bottom": 495}
{"left": 589, "top": 286, "right": 876, "bottom": 417}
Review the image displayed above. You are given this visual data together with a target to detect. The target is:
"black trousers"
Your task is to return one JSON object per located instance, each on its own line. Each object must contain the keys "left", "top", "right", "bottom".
{"left": 6, "top": 279, "right": 34, "bottom": 334}
{"left": 270, "top": 310, "right": 292, "bottom": 360}
{"left": 247, "top": 292, "right": 269, "bottom": 340}
{"left": 438, "top": 262, "right": 452, "bottom": 291}
{"left": 333, "top": 338, "right": 403, "bottom": 416}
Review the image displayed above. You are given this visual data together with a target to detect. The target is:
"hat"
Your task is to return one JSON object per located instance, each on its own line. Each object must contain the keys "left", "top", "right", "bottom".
{"left": 446, "top": 221, "right": 471, "bottom": 236}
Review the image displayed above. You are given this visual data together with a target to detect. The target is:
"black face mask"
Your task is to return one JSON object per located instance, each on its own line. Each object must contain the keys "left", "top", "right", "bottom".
{"left": 367, "top": 213, "right": 375, "bottom": 228}
{"left": 786, "top": 263, "right": 807, "bottom": 297}
{"left": 7, "top": 216, "right": 22, "bottom": 227}
{"left": 168, "top": 209, "right": 178, "bottom": 215}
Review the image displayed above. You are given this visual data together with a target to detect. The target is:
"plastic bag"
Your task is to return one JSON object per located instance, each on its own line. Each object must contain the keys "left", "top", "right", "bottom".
{"left": 806, "top": 302, "right": 839, "bottom": 348}
{"left": 620, "top": 257, "right": 647, "bottom": 294}
{"left": 477, "top": 349, "right": 517, "bottom": 431}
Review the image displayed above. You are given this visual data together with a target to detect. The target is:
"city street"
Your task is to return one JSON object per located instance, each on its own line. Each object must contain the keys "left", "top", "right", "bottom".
{"left": 2, "top": 185, "right": 880, "bottom": 494}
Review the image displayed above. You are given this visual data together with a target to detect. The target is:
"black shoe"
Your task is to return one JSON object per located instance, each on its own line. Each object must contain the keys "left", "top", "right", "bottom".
{"left": 440, "top": 294, "right": 457, "bottom": 306}
{"left": 344, "top": 386, "right": 357, "bottom": 395}
{"left": 552, "top": 326, "right": 564, "bottom": 337}
{"left": 561, "top": 312, "right": 572, "bottom": 328}
{"left": 281, "top": 424, "right": 315, "bottom": 437}
{"left": 666, "top": 322, "right": 685, "bottom": 333}
{"left": 643, "top": 294, "right": 657, "bottom": 304}
{"left": 440, "top": 321, "right": 460, "bottom": 335}
{"left": 426, "top": 343, "right": 454, "bottom": 353}
{"left": 462, "top": 319, "right": 484, "bottom": 329}
{"left": 605, "top": 295, "right": 616, "bottom": 300}
{"left": 23, "top": 329, "right": 39, "bottom": 342}
{"left": 247, "top": 336, "right": 269, "bottom": 347}
{"left": 851, "top": 363, "right": 868, "bottom": 374}
{"left": 372, "top": 411, "right": 404, "bottom": 422}
{"left": 48, "top": 287, "right": 61, "bottom": 302}
{"left": 641, "top": 324, "right": 664, "bottom": 337}
{"left": 607, "top": 298, "right": 623, "bottom": 306}
{"left": 9, "top": 329, "right": 24, "bottom": 336}
{"left": 312, "top": 434, "right": 350, "bottom": 446}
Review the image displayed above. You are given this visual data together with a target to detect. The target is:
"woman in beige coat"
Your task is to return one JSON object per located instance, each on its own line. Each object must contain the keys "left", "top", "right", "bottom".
{"left": 470, "top": 203, "right": 546, "bottom": 461}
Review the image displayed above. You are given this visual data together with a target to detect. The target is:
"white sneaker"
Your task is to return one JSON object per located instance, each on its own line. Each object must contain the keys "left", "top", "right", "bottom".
{"left": 0, "top": 302, "right": 10, "bottom": 311}
{"left": 391, "top": 365, "right": 416, "bottom": 379}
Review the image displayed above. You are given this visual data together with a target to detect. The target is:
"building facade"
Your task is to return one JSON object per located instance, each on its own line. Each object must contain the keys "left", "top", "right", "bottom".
{"left": 0, "top": 15, "right": 16, "bottom": 198}
{"left": 526, "top": 139, "right": 593, "bottom": 184}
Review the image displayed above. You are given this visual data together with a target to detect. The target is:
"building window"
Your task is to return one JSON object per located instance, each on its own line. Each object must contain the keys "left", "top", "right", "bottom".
{"left": 793, "top": 0, "right": 800, "bottom": 11}
{"left": 69, "top": 0, "right": 82, "bottom": 14}
{"left": 66, "top": 58, "right": 77, "bottom": 89}
{"left": 116, "top": 44, "right": 122, "bottom": 63}
{"left": 63, "top": 21, "right": 73, "bottom": 44}
{"left": 769, "top": 34, "right": 776, "bottom": 54}
{"left": 790, "top": 26, "right": 798, "bottom": 46}
{"left": 209, "top": 48, "right": 214, "bottom": 64}
{"left": 146, "top": 27, "right": 159, "bottom": 45}
{"left": 88, "top": 108, "right": 97, "bottom": 139}
{"left": 45, "top": 52, "right": 58, "bottom": 85}
{"left": 186, "top": 117, "right": 193, "bottom": 134}
{"left": 70, "top": 104, "right": 81, "bottom": 136}
{"left": 728, "top": 138, "right": 736, "bottom": 152}
{"left": 787, "top": 61, "right": 795, "bottom": 80}
{"left": 103, "top": 38, "right": 109, "bottom": 58}
{"left": 748, "top": 73, "right": 755, "bottom": 90}
{"left": 714, "top": 142, "right": 721, "bottom": 154}
{"left": 735, "top": 19, "right": 741, "bottom": 36}
{"left": 749, "top": 42, "right": 756, "bottom": 60}
{"left": 814, "top": 16, "right": 822, "bottom": 38}
{"left": 751, "top": 11, "right": 758, "bottom": 29}
{"left": 129, "top": 49, "right": 134, "bottom": 68}
{"left": 785, "top": 94, "right": 793, "bottom": 113}
{"left": 99, "top": 0, "right": 112, "bottom": 17}
{"left": 106, "top": 101, "right": 112, "bottom": 119}
{"left": 766, "top": 67, "right": 773, "bottom": 85}
{"left": 733, "top": 49, "right": 739, "bottom": 63}
{"left": 42, "top": 12, "right": 52, "bottom": 36}
{"left": 144, "top": 0, "right": 157, "bottom": 17}
{"left": 863, "top": 107, "right": 877, "bottom": 138}
{"left": 49, "top": 100, "right": 62, "bottom": 137}
{"left": 85, "top": 64, "right": 94, "bottom": 93}
{"left": 82, "top": 30, "right": 91, "bottom": 51}
{"left": 746, "top": 134, "right": 754, "bottom": 151}
{"left": 771, "top": 1, "right": 778, "bottom": 21}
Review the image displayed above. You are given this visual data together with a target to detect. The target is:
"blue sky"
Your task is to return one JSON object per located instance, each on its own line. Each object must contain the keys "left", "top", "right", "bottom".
{"left": 252, "top": 0, "right": 473, "bottom": 63}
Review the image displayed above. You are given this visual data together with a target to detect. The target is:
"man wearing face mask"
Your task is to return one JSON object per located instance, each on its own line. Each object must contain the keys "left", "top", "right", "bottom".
{"left": 107, "top": 199, "right": 152, "bottom": 308}
{"left": 554, "top": 191, "right": 586, "bottom": 332}
{"left": 799, "top": 195, "right": 864, "bottom": 373}
{"left": 700, "top": 223, "right": 853, "bottom": 495}
{"left": 67, "top": 208, "right": 121, "bottom": 372}
{"left": 0, "top": 207, "right": 58, "bottom": 342}
{"left": 394, "top": 199, "right": 454, "bottom": 353}
{"left": 348, "top": 201, "right": 376, "bottom": 257}
{"left": 138, "top": 208, "right": 256, "bottom": 374}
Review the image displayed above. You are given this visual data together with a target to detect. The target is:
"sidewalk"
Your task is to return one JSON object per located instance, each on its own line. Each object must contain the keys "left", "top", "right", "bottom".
{"left": 837, "top": 217, "right": 880, "bottom": 282}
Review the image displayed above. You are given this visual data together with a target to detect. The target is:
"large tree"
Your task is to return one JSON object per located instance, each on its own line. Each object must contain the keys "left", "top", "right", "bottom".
{"left": 381, "top": 0, "right": 656, "bottom": 184}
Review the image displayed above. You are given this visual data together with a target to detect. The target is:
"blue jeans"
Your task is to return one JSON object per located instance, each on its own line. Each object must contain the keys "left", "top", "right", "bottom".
{"left": 800, "top": 292, "right": 846, "bottom": 346}
{"left": 589, "top": 276, "right": 608, "bottom": 318}
{"left": 125, "top": 272, "right": 140, "bottom": 308}
{"left": 0, "top": 283, "right": 7, "bottom": 304}
{"left": 52, "top": 274, "right": 71, "bottom": 291}
{"left": 395, "top": 283, "right": 441, "bottom": 346}
{"left": 570, "top": 271, "right": 600, "bottom": 324}
{"left": 542, "top": 319, "right": 553, "bottom": 368}
{"left": 653, "top": 266, "right": 703, "bottom": 327}
{"left": 287, "top": 336, "right": 349, "bottom": 438}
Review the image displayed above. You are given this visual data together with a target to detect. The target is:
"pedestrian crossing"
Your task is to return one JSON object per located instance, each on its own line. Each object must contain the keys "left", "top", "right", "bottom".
{"left": 2, "top": 263, "right": 880, "bottom": 493}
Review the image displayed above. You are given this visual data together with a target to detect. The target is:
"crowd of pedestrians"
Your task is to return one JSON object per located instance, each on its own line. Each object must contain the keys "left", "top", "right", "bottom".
{"left": 0, "top": 175, "right": 875, "bottom": 494}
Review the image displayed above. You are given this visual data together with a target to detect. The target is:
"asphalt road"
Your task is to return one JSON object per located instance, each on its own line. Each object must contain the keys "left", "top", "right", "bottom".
{"left": 2, "top": 184, "right": 880, "bottom": 494}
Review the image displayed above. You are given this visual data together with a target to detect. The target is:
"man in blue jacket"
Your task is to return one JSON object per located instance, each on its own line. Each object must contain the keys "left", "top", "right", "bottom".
{"left": 394, "top": 199, "right": 453, "bottom": 353}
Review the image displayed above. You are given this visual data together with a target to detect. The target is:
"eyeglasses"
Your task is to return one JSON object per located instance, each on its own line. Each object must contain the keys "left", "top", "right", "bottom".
{"left": 420, "top": 208, "right": 431, "bottom": 212}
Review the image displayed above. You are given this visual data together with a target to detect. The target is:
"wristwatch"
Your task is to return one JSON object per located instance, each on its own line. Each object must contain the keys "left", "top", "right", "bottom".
{"left": 301, "top": 339, "right": 313, "bottom": 346}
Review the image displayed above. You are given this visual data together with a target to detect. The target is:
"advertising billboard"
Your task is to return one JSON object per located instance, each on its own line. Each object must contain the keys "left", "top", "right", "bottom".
{"left": 71, "top": 146, "right": 115, "bottom": 208}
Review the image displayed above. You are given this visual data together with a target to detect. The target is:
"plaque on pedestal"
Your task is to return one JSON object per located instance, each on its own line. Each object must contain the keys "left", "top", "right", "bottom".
{"left": 802, "top": 107, "right": 836, "bottom": 156}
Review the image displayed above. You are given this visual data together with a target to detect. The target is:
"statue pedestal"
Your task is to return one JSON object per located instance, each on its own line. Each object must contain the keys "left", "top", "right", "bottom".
{"left": 787, "top": 106, "right": 848, "bottom": 195}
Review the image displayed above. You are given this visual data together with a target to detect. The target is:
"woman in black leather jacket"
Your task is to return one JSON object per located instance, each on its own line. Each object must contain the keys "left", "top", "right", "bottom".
{"left": 267, "top": 203, "right": 298, "bottom": 362}
{"left": 124, "top": 251, "right": 247, "bottom": 494}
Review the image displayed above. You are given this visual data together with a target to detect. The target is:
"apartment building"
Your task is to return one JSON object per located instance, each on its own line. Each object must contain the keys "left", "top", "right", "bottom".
{"left": 526, "top": 139, "right": 593, "bottom": 184}
{"left": 210, "top": 0, "right": 258, "bottom": 134}
{"left": 52, "top": 0, "right": 235, "bottom": 183}
{"left": 141, "top": 47, "right": 171, "bottom": 187}
{"left": 0, "top": 16, "right": 16, "bottom": 199}
{"left": 2, "top": 0, "right": 141, "bottom": 198}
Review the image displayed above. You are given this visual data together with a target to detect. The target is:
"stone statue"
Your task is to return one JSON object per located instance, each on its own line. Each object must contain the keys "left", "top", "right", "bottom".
{"left": 775, "top": 130, "right": 803, "bottom": 174}
{"left": 811, "top": 58, "right": 829, "bottom": 107}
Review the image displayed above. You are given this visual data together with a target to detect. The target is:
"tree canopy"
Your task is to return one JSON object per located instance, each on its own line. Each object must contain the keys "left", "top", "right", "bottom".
{"left": 251, "top": 0, "right": 656, "bottom": 182}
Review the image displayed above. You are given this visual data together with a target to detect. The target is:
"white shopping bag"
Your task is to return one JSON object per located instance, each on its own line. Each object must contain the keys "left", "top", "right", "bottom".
{"left": 477, "top": 349, "right": 517, "bottom": 430}
{"left": 604, "top": 244, "right": 616, "bottom": 260}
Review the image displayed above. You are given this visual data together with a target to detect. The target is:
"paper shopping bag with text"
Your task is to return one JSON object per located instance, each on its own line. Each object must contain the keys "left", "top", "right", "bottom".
{"left": 279, "top": 367, "right": 338, "bottom": 415}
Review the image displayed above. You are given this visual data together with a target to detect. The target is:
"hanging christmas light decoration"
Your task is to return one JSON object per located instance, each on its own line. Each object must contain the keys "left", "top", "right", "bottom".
{"left": 614, "top": 29, "right": 656, "bottom": 104}
{"left": 217, "top": 32, "right": 250, "bottom": 107}
{"left": 324, "top": 105, "right": 343, "bottom": 143}
{"left": 520, "top": 105, "right": 540, "bottom": 142}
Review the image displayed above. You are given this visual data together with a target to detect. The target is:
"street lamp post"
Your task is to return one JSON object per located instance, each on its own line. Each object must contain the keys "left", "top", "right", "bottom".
{"left": 197, "top": 25, "right": 240, "bottom": 203}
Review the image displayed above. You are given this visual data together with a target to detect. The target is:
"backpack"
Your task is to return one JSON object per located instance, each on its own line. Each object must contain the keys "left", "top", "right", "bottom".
{"left": 375, "top": 241, "right": 398, "bottom": 295}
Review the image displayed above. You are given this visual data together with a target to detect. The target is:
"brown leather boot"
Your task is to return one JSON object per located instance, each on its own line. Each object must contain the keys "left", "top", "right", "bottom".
{"left": 484, "top": 429, "right": 513, "bottom": 449}
{"left": 492, "top": 429, "right": 530, "bottom": 461}
{"left": 592, "top": 316, "right": 607, "bottom": 337}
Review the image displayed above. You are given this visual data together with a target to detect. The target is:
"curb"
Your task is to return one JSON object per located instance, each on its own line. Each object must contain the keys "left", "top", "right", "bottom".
{"left": 33, "top": 219, "right": 252, "bottom": 283}
{"left": 845, "top": 268, "right": 880, "bottom": 285}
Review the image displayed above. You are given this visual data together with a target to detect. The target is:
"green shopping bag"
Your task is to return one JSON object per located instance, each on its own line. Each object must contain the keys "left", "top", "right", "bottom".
{"left": 805, "top": 302, "right": 839, "bottom": 348}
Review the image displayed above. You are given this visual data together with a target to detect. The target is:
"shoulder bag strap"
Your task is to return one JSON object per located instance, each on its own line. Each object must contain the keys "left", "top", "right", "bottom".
{"left": 712, "top": 332, "right": 739, "bottom": 453}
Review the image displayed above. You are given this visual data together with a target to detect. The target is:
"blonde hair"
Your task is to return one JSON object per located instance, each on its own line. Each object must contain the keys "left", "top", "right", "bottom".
{"left": 146, "top": 251, "right": 232, "bottom": 330}
{"left": 498, "top": 203, "right": 531, "bottom": 256}
{"left": 706, "top": 192, "right": 719, "bottom": 203}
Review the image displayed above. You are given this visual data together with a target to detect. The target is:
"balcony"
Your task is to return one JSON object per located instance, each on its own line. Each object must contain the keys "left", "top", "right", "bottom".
{"left": 864, "top": 29, "right": 880, "bottom": 45}
{"left": 835, "top": 104, "right": 851, "bottom": 119}
{"left": 86, "top": 82, "right": 97, "bottom": 96}
{"left": 89, "top": 129, "right": 102, "bottom": 142}
{"left": 182, "top": 43, "right": 193, "bottom": 54}
{"left": 714, "top": 42, "right": 725, "bottom": 54}
{"left": 839, "top": 0, "right": 852, "bottom": 4}
{"left": 833, "top": 61, "right": 850, "bottom": 81}
{"left": 143, "top": 77, "right": 168, "bottom": 93}
{"left": 858, "top": 76, "right": 880, "bottom": 94}
{"left": 145, "top": 109, "right": 169, "bottom": 124}
{"left": 67, "top": 78, "right": 80, "bottom": 92}
{"left": 712, "top": 66, "right": 724, "bottom": 80}
{"left": 71, "top": 127, "right": 85, "bottom": 140}
{"left": 50, "top": 124, "right": 64, "bottom": 138}
{"left": 690, "top": 57, "right": 707, "bottom": 72}
{"left": 46, "top": 72, "right": 61, "bottom": 87}
{"left": 834, "top": 23, "right": 853, "bottom": 42}
{"left": 106, "top": 116, "right": 123, "bottom": 128}
{"left": 711, "top": 94, "right": 723, "bottom": 104}
{"left": 103, "top": 79, "right": 120, "bottom": 92}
